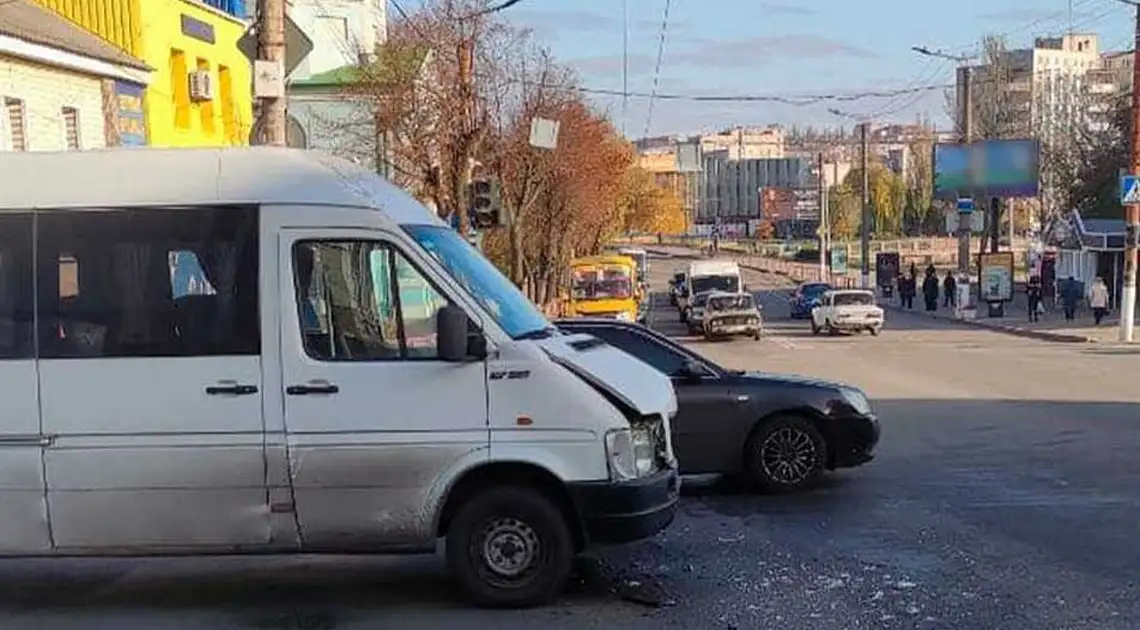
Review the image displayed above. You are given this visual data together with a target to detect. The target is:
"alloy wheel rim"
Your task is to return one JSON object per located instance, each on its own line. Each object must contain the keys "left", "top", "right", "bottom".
{"left": 760, "top": 426, "right": 818, "bottom": 485}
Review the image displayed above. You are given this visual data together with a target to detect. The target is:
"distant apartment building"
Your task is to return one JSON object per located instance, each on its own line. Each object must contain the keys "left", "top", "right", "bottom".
{"left": 955, "top": 33, "right": 1127, "bottom": 216}
{"left": 700, "top": 152, "right": 814, "bottom": 222}
{"left": 638, "top": 151, "right": 699, "bottom": 225}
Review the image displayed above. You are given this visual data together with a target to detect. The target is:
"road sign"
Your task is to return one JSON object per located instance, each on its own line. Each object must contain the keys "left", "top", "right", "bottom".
{"left": 237, "top": 15, "right": 314, "bottom": 78}
{"left": 1121, "top": 175, "right": 1140, "bottom": 204}
{"left": 956, "top": 197, "right": 975, "bottom": 214}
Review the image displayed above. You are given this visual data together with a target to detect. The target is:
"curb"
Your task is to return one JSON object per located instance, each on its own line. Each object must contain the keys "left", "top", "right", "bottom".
{"left": 879, "top": 303, "right": 1095, "bottom": 343}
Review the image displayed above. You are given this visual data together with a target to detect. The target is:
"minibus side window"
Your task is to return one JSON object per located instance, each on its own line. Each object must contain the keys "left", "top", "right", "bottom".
{"left": 0, "top": 213, "right": 34, "bottom": 359}
{"left": 292, "top": 240, "right": 451, "bottom": 361}
{"left": 35, "top": 206, "right": 259, "bottom": 358}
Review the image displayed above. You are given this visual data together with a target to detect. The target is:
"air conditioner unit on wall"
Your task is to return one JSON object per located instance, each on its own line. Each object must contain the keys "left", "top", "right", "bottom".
{"left": 188, "top": 70, "right": 213, "bottom": 102}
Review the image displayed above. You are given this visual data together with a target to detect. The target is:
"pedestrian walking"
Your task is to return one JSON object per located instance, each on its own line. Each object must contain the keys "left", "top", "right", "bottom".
{"left": 922, "top": 267, "right": 939, "bottom": 311}
{"left": 1088, "top": 277, "right": 1109, "bottom": 325}
{"left": 899, "top": 272, "right": 915, "bottom": 309}
{"left": 1060, "top": 276, "right": 1080, "bottom": 321}
{"left": 942, "top": 270, "right": 957, "bottom": 308}
{"left": 1026, "top": 275, "right": 1043, "bottom": 323}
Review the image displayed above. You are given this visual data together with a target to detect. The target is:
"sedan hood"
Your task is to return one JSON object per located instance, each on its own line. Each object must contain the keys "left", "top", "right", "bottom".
{"left": 537, "top": 334, "right": 678, "bottom": 417}
{"left": 742, "top": 370, "right": 853, "bottom": 391}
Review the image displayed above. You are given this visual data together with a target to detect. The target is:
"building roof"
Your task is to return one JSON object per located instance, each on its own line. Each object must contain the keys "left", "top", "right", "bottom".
{"left": 291, "top": 45, "right": 431, "bottom": 90}
{"left": 0, "top": 0, "right": 149, "bottom": 71}
{"left": 0, "top": 147, "right": 442, "bottom": 228}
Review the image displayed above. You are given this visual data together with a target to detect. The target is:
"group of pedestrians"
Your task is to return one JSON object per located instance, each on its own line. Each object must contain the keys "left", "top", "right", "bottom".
{"left": 895, "top": 264, "right": 956, "bottom": 312}
{"left": 897, "top": 264, "right": 1113, "bottom": 326}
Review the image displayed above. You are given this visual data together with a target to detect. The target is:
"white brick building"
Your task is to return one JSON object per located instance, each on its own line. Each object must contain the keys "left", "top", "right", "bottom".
{"left": 0, "top": 0, "right": 151, "bottom": 152}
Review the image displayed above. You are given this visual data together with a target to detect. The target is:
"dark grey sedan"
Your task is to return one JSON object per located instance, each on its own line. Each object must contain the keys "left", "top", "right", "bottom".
{"left": 556, "top": 318, "right": 879, "bottom": 492}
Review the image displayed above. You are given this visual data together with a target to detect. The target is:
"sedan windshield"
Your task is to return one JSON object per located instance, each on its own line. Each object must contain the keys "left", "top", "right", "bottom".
{"left": 803, "top": 283, "right": 832, "bottom": 298}
{"left": 709, "top": 294, "right": 754, "bottom": 310}
{"left": 692, "top": 275, "right": 739, "bottom": 294}
{"left": 403, "top": 224, "right": 550, "bottom": 339}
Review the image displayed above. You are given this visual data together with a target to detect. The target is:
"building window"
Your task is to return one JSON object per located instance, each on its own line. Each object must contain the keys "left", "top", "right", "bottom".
{"left": 61, "top": 107, "right": 80, "bottom": 150}
{"left": 196, "top": 58, "right": 215, "bottom": 135}
{"left": 316, "top": 15, "right": 351, "bottom": 48}
{"left": 170, "top": 49, "right": 191, "bottom": 130}
{"left": 5, "top": 98, "right": 27, "bottom": 151}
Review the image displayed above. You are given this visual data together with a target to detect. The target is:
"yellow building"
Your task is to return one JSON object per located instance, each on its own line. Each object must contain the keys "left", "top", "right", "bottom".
{"left": 35, "top": 0, "right": 253, "bottom": 147}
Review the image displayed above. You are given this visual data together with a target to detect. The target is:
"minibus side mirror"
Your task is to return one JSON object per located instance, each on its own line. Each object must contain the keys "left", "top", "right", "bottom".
{"left": 437, "top": 305, "right": 473, "bottom": 362}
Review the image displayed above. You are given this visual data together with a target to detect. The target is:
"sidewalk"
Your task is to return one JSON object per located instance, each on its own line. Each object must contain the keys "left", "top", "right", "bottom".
{"left": 656, "top": 247, "right": 1134, "bottom": 344}
{"left": 884, "top": 295, "right": 1130, "bottom": 343}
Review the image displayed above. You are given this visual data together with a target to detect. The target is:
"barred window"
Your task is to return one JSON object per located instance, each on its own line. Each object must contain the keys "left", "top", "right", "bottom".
{"left": 5, "top": 98, "right": 26, "bottom": 151}
{"left": 61, "top": 107, "right": 80, "bottom": 150}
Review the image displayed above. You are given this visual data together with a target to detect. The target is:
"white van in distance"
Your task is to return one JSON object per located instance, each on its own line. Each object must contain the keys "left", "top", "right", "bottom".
{"left": 0, "top": 148, "right": 680, "bottom": 608}
{"left": 680, "top": 260, "right": 743, "bottom": 323}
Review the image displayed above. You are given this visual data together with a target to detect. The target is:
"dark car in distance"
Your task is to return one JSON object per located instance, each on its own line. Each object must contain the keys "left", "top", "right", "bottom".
{"left": 790, "top": 282, "right": 832, "bottom": 319}
{"left": 555, "top": 318, "right": 879, "bottom": 492}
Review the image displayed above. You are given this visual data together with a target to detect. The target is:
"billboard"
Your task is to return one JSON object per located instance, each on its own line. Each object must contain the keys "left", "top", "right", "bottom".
{"left": 932, "top": 139, "right": 1039, "bottom": 199}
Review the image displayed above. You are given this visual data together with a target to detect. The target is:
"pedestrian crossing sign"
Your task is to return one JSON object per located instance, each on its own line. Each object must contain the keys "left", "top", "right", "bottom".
{"left": 1121, "top": 175, "right": 1140, "bottom": 204}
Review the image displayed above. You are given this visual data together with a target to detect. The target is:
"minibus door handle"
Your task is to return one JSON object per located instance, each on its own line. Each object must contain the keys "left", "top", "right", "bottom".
{"left": 286, "top": 383, "right": 340, "bottom": 396}
{"left": 205, "top": 383, "right": 259, "bottom": 396}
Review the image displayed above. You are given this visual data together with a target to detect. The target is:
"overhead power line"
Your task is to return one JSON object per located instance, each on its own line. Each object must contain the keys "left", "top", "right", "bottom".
{"left": 643, "top": 0, "right": 674, "bottom": 137}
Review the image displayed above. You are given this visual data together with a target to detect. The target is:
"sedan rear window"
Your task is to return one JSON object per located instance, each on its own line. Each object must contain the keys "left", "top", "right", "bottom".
{"left": 833, "top": 292, "right": 874, "bottom": 306}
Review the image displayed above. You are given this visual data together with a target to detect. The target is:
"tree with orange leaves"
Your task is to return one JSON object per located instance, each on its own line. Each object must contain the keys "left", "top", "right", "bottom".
{"left": 340, "top": 0, "right": 646, "bottom": 306}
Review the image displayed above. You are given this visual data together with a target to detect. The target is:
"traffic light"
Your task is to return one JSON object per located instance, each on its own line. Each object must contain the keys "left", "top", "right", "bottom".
{"left": 468, "top": 176, "right": 502, "bottom": 229}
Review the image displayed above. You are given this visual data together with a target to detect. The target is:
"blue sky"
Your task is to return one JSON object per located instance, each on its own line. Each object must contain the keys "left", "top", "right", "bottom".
{"left": 401, "top": 0, "right": 1136, "bottom": 136}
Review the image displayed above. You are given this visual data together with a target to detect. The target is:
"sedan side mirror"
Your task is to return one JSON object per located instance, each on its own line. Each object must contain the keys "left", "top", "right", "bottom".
{"left": 680, "top": 359, "right": 705, "bottom": 383}
{"left": 437, "top": 305, "right": 484, "bottom": 362}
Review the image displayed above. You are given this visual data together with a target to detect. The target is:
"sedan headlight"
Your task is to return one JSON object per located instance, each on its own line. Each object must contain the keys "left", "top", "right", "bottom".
{"left": 839, "top": 388, "right": 873, "bottom": 415}
{"left": 605, "top": 427, "right": 656, "bottom": 481}
{"left": 615, "top": 310, "right": 634, "bottom": 321}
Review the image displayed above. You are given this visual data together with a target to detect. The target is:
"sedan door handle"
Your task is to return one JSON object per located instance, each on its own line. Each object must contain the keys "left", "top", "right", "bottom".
{"left": 205, "top": 384, "right": 259, "bottom": 396}
{"left": 286, "top": 383, "right": 340, "bottom": 396}
{"left": 734, "top": 394, "right": 750, "bottom": 404}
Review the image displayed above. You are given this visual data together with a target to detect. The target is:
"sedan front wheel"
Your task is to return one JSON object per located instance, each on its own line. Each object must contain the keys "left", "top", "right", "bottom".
{"left": 744, "top": 415, "right": 827, "bottom": 493}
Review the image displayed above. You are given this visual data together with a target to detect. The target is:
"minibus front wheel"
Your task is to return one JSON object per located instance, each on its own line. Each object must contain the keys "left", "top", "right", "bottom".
{"left": 446, "top": 486, "right": 575, "bottom": 608}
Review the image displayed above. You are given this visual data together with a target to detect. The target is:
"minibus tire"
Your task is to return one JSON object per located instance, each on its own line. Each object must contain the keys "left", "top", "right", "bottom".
{"left": 446, "top": 486, "right": 574, "bottom": 608}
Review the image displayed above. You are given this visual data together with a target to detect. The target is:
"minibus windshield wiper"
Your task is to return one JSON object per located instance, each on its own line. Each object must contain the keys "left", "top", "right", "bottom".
{"left": 514, "top": 326, "right": 558, "bottom": 340}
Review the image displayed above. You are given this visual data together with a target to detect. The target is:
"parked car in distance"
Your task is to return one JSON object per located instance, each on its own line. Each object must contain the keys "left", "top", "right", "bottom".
{"left": 669, "top": 271, "right": 686, "bottom": 306}
{"left": 811, "top": 289, "right": 884, "bottom": 336}
{"left": 790, "top": 282, "right": 832, "bottom": 319}
{"left": 699, "top": 292, "right": 762, "bottom": 340}
{"left": 554, "top": 319, "right": 880, "bottom": 492}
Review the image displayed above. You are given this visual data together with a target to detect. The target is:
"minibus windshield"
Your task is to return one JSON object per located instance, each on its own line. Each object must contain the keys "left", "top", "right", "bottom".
{"left": 404, "top": 225, "right": 551, "bottom": 339}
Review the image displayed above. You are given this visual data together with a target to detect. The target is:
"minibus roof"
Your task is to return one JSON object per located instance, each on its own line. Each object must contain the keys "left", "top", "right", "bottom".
{"left": 0, "top": 147, "right": 444, "bottom": 226}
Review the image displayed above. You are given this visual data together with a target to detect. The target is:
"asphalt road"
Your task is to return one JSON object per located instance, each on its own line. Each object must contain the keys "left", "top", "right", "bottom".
{"left": 2, "top": 254, "right": 1139, "bottom": 629}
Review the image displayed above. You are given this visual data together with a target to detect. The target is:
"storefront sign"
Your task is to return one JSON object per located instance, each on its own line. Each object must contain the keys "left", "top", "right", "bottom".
{"left": 181, "top": 14, "right": 216, "bottom": 44}
{"left": 114, "top": 82, "right": 146, "bottom": 146}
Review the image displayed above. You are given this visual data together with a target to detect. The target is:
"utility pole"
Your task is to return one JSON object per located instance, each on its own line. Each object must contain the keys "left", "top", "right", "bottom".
{"left": 255, "top": 0, "right": 286, "bottom": 146}
{"left": 859, "top": 122, "right": 871, "bottom": 288}
{"left": 817, "top": 151, "right": 828, "bottom": 281}
{"left": 913, "top": 47, "right": 976, "bottom": 277}
{"left": 1120, "top": 0, "right": 1140, "bottom": 342}
{"left": 960, "top": 66, "right": 974, "bottom": 275}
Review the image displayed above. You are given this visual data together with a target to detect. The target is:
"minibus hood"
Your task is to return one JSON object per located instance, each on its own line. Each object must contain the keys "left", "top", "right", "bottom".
{"left": 536, "top": 335, "right": 677, "bottom": 418}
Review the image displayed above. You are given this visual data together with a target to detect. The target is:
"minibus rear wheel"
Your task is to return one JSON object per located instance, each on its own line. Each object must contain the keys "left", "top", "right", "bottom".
{"left": 446, "top": 486, "right": 574, "bottom": 608}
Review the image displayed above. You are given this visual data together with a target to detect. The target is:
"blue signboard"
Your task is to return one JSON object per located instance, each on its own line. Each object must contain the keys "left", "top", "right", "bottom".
{"left": 114, "top": 81, "right": 147, "bottom": 146}
{"left": 956, "top": 197, "right": 975, "bottom": 214}
{"left": 933, "top": 139, "right": 1040, "bottom": 199}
